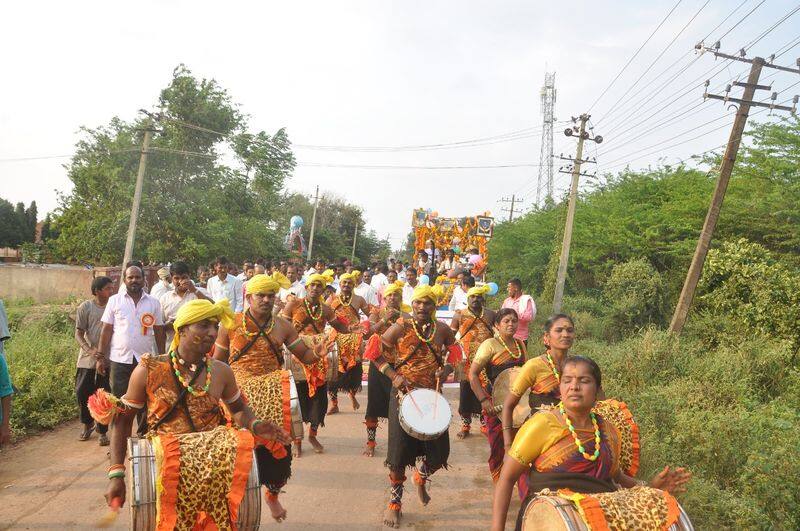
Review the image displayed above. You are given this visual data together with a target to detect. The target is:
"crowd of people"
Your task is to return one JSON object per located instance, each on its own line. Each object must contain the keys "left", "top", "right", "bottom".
{"left": 0, "top": 252, "right": 692, "bottom": 530}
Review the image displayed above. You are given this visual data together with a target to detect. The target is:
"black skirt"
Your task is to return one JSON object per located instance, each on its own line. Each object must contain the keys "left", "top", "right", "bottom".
{"left": 330, "top": 362, "right": 363, "bottom": 394}
{"left": 295, "top": 381, "right": 328, "bottom": 427}
{"left": 458, "top": 380, "right": 482, "bottom": 418}
{"left": 365, "top": 362, "right": 392, "bottom": 419}
{"left": 385, "top": 390, "right": 449, "bottom": 470}
{"left": 254, "top": 444, "right": 292, "bottom": 488}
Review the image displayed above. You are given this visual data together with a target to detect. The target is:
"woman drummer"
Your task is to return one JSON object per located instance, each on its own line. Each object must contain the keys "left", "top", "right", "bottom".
{"left": 468, "top": 308, "right": 527, "bottom": 483}
{"left": 491, "top": 356, "right": 691, "bottom": 531}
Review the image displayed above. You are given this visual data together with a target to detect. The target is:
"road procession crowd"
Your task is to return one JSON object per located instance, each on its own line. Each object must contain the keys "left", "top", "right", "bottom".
{"left": 0, "top": 253, "right": 692, "bottom": 530}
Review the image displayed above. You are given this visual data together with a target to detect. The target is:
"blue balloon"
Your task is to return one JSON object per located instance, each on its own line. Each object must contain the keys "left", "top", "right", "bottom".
{"left": 419, "top": 274, "right": 430, "bottom": 286}
{"left": 487, "top": 282, "right": 499, "bottom": 296}
{"left": 290, "top": 215, "right": 304, "bottom": 229}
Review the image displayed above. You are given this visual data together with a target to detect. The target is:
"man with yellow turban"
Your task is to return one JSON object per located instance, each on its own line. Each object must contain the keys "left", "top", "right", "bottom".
{"left": 213, "top": 273, "right": 328, "bottom": 523}
{"left": 361, "top": 280, "right": 411, "bottom": 457}
{"left": 325, "top": 270, "right": 371, "bottom": 415}
{"left": 101, "top": 299, "right": 291, "bottom": 530}
{"left": 365, "top": 283, "right": 460, "bottom": 528}
{"left": 281, "top": 269, "right": 350, "bottom": 457}
{"left": 449, "top": 284, "right": 496, "bottom": 439}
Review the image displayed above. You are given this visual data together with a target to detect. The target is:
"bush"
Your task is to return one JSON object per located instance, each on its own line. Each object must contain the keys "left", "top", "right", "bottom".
{"left": 602, "top": 258, "right": 666, "bottom": 338}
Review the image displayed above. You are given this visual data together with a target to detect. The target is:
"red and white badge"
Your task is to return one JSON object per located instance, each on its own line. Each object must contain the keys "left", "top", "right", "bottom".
{"left": 141, "top": 312, "right": 156, "bottom": 335}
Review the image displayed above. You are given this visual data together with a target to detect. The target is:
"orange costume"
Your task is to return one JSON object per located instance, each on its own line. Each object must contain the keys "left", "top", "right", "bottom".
{"left": 288, "top": 298, "right": 331, "bottom": 432}
{"left": 328, "top": 295, "right": 364, "bottom": 396}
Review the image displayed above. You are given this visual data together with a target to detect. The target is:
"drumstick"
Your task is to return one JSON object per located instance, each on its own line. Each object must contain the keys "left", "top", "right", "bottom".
{"left": 96, "top": 496, "right": 122, "bottom": 528}
{"left": 432, "top": 376, "right": 440, "bottom": 420}
{"left": 404, "top": 386, "right": 424, "bottom": 415}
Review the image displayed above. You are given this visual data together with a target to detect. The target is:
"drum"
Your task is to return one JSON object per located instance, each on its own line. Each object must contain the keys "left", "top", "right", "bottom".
{"left": 127, "top": 437, "right": 261, "bottom": 531}
{"left": 398, "top": 388, "right": 452, "bottom": 441}
{"left": 520, "top": 494, "right": 694, "bottom": 531}
{"left": 491, "top": 367, "right": 532, "bottom": 428}
{"left": 287, "top": 372, "right": 303, "bottom": 439}
{"left": 325, "top": 342, "right": 340, "bottom": 383}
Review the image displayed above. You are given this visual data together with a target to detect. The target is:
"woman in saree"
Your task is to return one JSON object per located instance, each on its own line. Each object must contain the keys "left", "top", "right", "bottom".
{"left": 468, "top": 308, "right": 527, "bottom": 482}
{"left": 491, "top": 356, "right": 691, "bottom": 531}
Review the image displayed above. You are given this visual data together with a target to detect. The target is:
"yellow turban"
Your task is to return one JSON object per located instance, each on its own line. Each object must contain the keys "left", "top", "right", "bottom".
{"left": 466, "top": 285, "right": 491, "bottom": 298}
{"left": 306, "top": 269, "right": 334, "bottom": 287}
{"left": 384, "top": 280, "right": 405, "bottom": 297}
{"left": 170, "top": 298, "right": 236, "bottom": 352}
{"left": 339, "top": 271, "right": 359, "bottom": 284}
{"left": 411, "top": 284, "right": 445, "bottom": 304}
{"left": 246, "top": 272, "right": 291, "bottom": 295}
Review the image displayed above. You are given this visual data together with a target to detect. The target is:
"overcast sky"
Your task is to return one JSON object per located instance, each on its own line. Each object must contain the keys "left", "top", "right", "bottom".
{"left": 1, "top": 0, "right": 797, "bottom": 250}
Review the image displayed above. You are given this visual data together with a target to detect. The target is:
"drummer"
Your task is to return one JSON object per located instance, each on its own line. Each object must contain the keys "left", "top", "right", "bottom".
{"left": 326, "top": 270, "right": 371, "bottom": 415}
{"left": 362, "top": 280, "right": 411, "bottom": 456}
{"left": 281, "top": 270, "right": 350, "bottom": 456}
{"left": 491, "top": 356, "right": 691, "bottom": 531}
{"left": 213, "top": 273, "right": 328, "bottom": 522}
{"left": 468, "top": 308, "right": 527, "bottom": 483}
{"left": 366, "top": 284, "right": 459, "bottom": 529}
{"left": 101, "top": 299, "right": 292, "bottom": 530}
{"left": 449, "top": 284, "right": 496, "bottom": 439}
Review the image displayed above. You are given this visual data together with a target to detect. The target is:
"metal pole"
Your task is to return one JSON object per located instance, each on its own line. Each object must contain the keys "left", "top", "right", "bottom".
{"left": 122, "top": 125, "right": 153, "bottom": 267}
{"left": 350, "top": 224, "right": 358, "bottom": 263}
{"left": 307, "top": 185, "right": 319, "bottom": 261}
{"left": 552, "top": 114, "right": 588, "bottom": 314}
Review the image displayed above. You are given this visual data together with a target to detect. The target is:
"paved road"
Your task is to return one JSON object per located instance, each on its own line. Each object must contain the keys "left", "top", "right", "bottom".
{"left": 0, "top": 388, "right": 520, "bottom": 529}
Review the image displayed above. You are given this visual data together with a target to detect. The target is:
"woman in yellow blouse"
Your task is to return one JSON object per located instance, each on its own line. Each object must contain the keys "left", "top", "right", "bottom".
{"left": 468, "top": 308, "right": 527, "bottom": 482}
{"left": 491, "top": 356, "right": 691, "bottom": 531}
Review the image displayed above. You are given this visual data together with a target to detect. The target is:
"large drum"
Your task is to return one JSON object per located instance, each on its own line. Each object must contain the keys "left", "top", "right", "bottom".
{"left": 325, "top": 342, "right": 340, "bottom": 383}
{"left": 520, "top": 494, "right": 694, "bottom": 531}
{"left": 491, "top": 367, "right": 532, "bottom": 428}
{"left": 287, "top": 372, "right": 303, "bottom": 439}
{"left": 398, "top": 388, "right": 451, "bottom": 441}
{"left": 127, "top": 437, "right": 261, "bottom": 531}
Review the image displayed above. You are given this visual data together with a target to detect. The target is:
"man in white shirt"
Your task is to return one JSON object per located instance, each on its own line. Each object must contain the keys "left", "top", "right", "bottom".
{"left": 394, "top": 261, "right": 406, "bottom": 282}
{"left": 206, "top": 256, "right": 244, "bottom": 312}
{"left": 304, "top": 259, "right": 325, "bottom": 278}
{"left": 370, "top": 264, "right": 389, "bottom": 294}
{"left": 401, "top": 267, "right": 419, "bottom": 306}
{"left": 149, "top": 267, "right": 172, "bottom": 300}
{"left": 159, "top": 261, "right": 212, "bottom": 346}
{"left": 355, "top": 270, "right": 379, "bottom": 307}
{"left": 448, "top": 273, "right": 472, "bottom": 312}
{"left": 278, "top": 264, "right": 307, "bottom": 306}
{"left": 97, "top": 265, "right": 165, "bottom": 435}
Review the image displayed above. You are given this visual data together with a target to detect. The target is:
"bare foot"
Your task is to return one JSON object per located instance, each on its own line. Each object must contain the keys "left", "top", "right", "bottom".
{"left": 363, "top": 443, "right": 375, "bottom": 457}
{"left": 327, "top": 403, "right": 339, "bottom": 415}
{"left": 416, "top": 482, "right": 431, "bottom": 505}
{"left": 383, "top": 507, "right": 401, "bottom": 528}
{"left": 456, "top": 429, "right": 469, "bottom": 440}
{"left": 265, "top": 494, "right": 287, "bottom": 522}
{"left": 350, "top": 393, "right": 360, "bottom": 411}
{"left": 309, "top": 435, "right": 324, "bottom": 453}
{"left": 292, "top": 441, "right": 302, "bottom": 458}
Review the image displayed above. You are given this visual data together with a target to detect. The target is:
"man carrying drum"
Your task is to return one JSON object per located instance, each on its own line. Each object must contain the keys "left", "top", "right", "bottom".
{"left": 282, "top": 270, "right": 350, "bottom": 456}
{"left": 449, "top": 284, "right": 496, "bottom": 439}
{"left": 366, "top": 284, "right": 460, "bottom": 529}
{"left": 99, "top": 299, "right": 292, "bottom": 530}
{"left": 362, "top": 280, "right": 411, "bottom": 457}
{"left": 326, "top": 270, "right": 371, "bottom": 415}
{"left": 213, "top": 273, "right": 328, "bottom": 522}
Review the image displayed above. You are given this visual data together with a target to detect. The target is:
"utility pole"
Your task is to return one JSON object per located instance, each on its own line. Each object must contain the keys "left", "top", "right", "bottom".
{"left": 122, "top": 121, "right": 154, "bottom": 268}
{"left": 350, "top": 224, "right": 358, "bottom": 263}
{"left": 670, "top": 44, "right": 800, "bottom": 334}
{"left": 500, "top": 194, "right": 523, "bottom": 221}
{"left": 307, "top": 185, "right": 319, "bottom": 261}
{"left": 552, "top": 114, "right": 602, "bottom": 313}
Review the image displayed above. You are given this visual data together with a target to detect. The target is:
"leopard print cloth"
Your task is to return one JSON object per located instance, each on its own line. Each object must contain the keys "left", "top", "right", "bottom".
{"left": 592, "top": 399, "right": 640, "bottom": 476}
{"left": 154, "top": 425, "right": 253, "bottom": 531}
{"left": 236, "top": 370, "right": 291, "bottom": 434}
{"left": 557, "top": 486, "right": 679, "bottom": 530}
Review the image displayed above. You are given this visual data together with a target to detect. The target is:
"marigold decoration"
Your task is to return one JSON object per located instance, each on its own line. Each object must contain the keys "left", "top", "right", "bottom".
{"left": 141, "top": 312, "right": 156, "bottom": 335}
{"left": 559, "top": 402, "right": 601, "bottom": 462}
{"left": 87, "top": 389, "right": 128, "bottom": 425}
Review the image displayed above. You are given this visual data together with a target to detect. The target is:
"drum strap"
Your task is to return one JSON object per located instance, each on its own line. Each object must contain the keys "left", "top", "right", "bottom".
{"left": 459, "top": 314, "right": 491, "bottom": 346}
{"left": 230, "top": 311, "right": 278, "bottom": 365}
{"left": 150, "top": 365, "right": 204, "bottom": 433}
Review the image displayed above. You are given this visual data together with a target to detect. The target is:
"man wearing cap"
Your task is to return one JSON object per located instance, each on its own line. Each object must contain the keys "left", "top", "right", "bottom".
{"left": 449, "top": 284, "right": 496, "bottom": 439}
{"left": 281, "top": 270, "right": 350, "bottom": 456}
{"left": 325, "top": 271, "right": 370, "bottom": 415}
{"left": 214, "top": 272, "right": 328, "bottom": 522}
{"left": 149, "top": 267, "right": 173, "bottom": 300}
{"left": 366, "top": 284, "right": 459, "bottom": 528}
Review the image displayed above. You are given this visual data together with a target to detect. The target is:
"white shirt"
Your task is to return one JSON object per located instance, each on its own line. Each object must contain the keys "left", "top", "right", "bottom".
{"left": 448, "top": 285, "right": 468, "bottom": 311}
{"left": 371, "top": 273, "right": 388, "bottom": 293}
{"left": 355, "top": 282, "right": 378, "bottom": 306}
{"left": 149, "top": 280, "right": 172, "bottom": 301}
{"left": 402, "top": 282, "right": 418, "bottom": 306}
{"left": 101, "top": 291, "right": 164, "bottom": 364}
{"left": 279, "top": 281, "right": 307, "bottom": 302}
{"left": 207, "top": 273, "right": 244, "bottom": 312}
{"left": 236, "top": 272, "right": 247, "bottom": 282}
{"left": 396, "top": 270, "right": 406, "bottom": 282}
{"left": 159, "top": 290, "right": 200, "bottom": 345}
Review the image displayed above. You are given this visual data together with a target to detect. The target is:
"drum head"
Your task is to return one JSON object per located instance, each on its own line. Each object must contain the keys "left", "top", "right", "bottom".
{"left": 492, "top": 367, "right": 532, "bottom": 428}
{"left": 399, "top": 389, "right": 451, "bottom": 439}
{"left": 522, "top": 496, "right": 586, "bottom": 531}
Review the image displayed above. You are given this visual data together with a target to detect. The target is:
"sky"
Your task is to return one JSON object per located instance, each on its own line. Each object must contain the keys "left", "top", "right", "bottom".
{"left": 1, "top": 0, "right": 798, "bottom": 250}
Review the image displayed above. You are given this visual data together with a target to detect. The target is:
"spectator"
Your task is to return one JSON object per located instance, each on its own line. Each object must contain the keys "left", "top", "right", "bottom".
{"left": 207, "top": 256, "right": 244, "bottom": 312}
{"left": 75, "top": 276, "right": 115, "bottom": 445}
{"left": 160, "top": 261, "right": 212, "bottom": 346}
{"left": 0, "top": 350, "right": 12, "bottom": 447}
{"left": 501, "top": 278, "right": 536, "bottom": 345}
{"left": 394, "top": 261, "right": 406, "bottom": 281}
{"left": 239, "top": 261, "right": 254, "bottom": 281}
{"left": 150, "top": 267, "right": 172, "bottom": 300}
{"left": 438, "top": 249, "right": 456, "bottom": 275}
{"left": 417, "top": 251, "right": 431, "bottom": 276}
{"left": 279, "top": 264, "right": 307, "bottom": 303}
{"left": 402, "top": 267, "right": 419, "bottom": 306}
{"left": 196, "top": 266, "right": 211, "bottom": 288}
{"left": 371, "top": 264, "right": 389, "bottom": 294}
{"left": 355, "top": 270, "right": 379, "bottom": 307}
{"left": 449, "top": 273, "right": 472, "bottom": 312}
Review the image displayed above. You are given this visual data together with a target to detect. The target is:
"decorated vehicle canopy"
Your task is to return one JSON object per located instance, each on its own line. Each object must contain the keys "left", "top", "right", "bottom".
{"left": 412, "top": 208, "right": 494, "bottom": 263}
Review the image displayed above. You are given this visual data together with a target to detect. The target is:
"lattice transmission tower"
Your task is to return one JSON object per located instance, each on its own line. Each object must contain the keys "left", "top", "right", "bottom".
{"left": 536, "top": 72, "right": 556, "bottom": 207}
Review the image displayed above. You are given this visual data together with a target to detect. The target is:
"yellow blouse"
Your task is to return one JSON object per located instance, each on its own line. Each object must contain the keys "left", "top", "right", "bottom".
{"left": 510, "top": 355, "right": 554, "bottom": 396}
{"left": 472, "top": 337, "right": 524, "bottom": 368}
{"left": 506, "top": 410, "right": 566, "bottom": 466}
